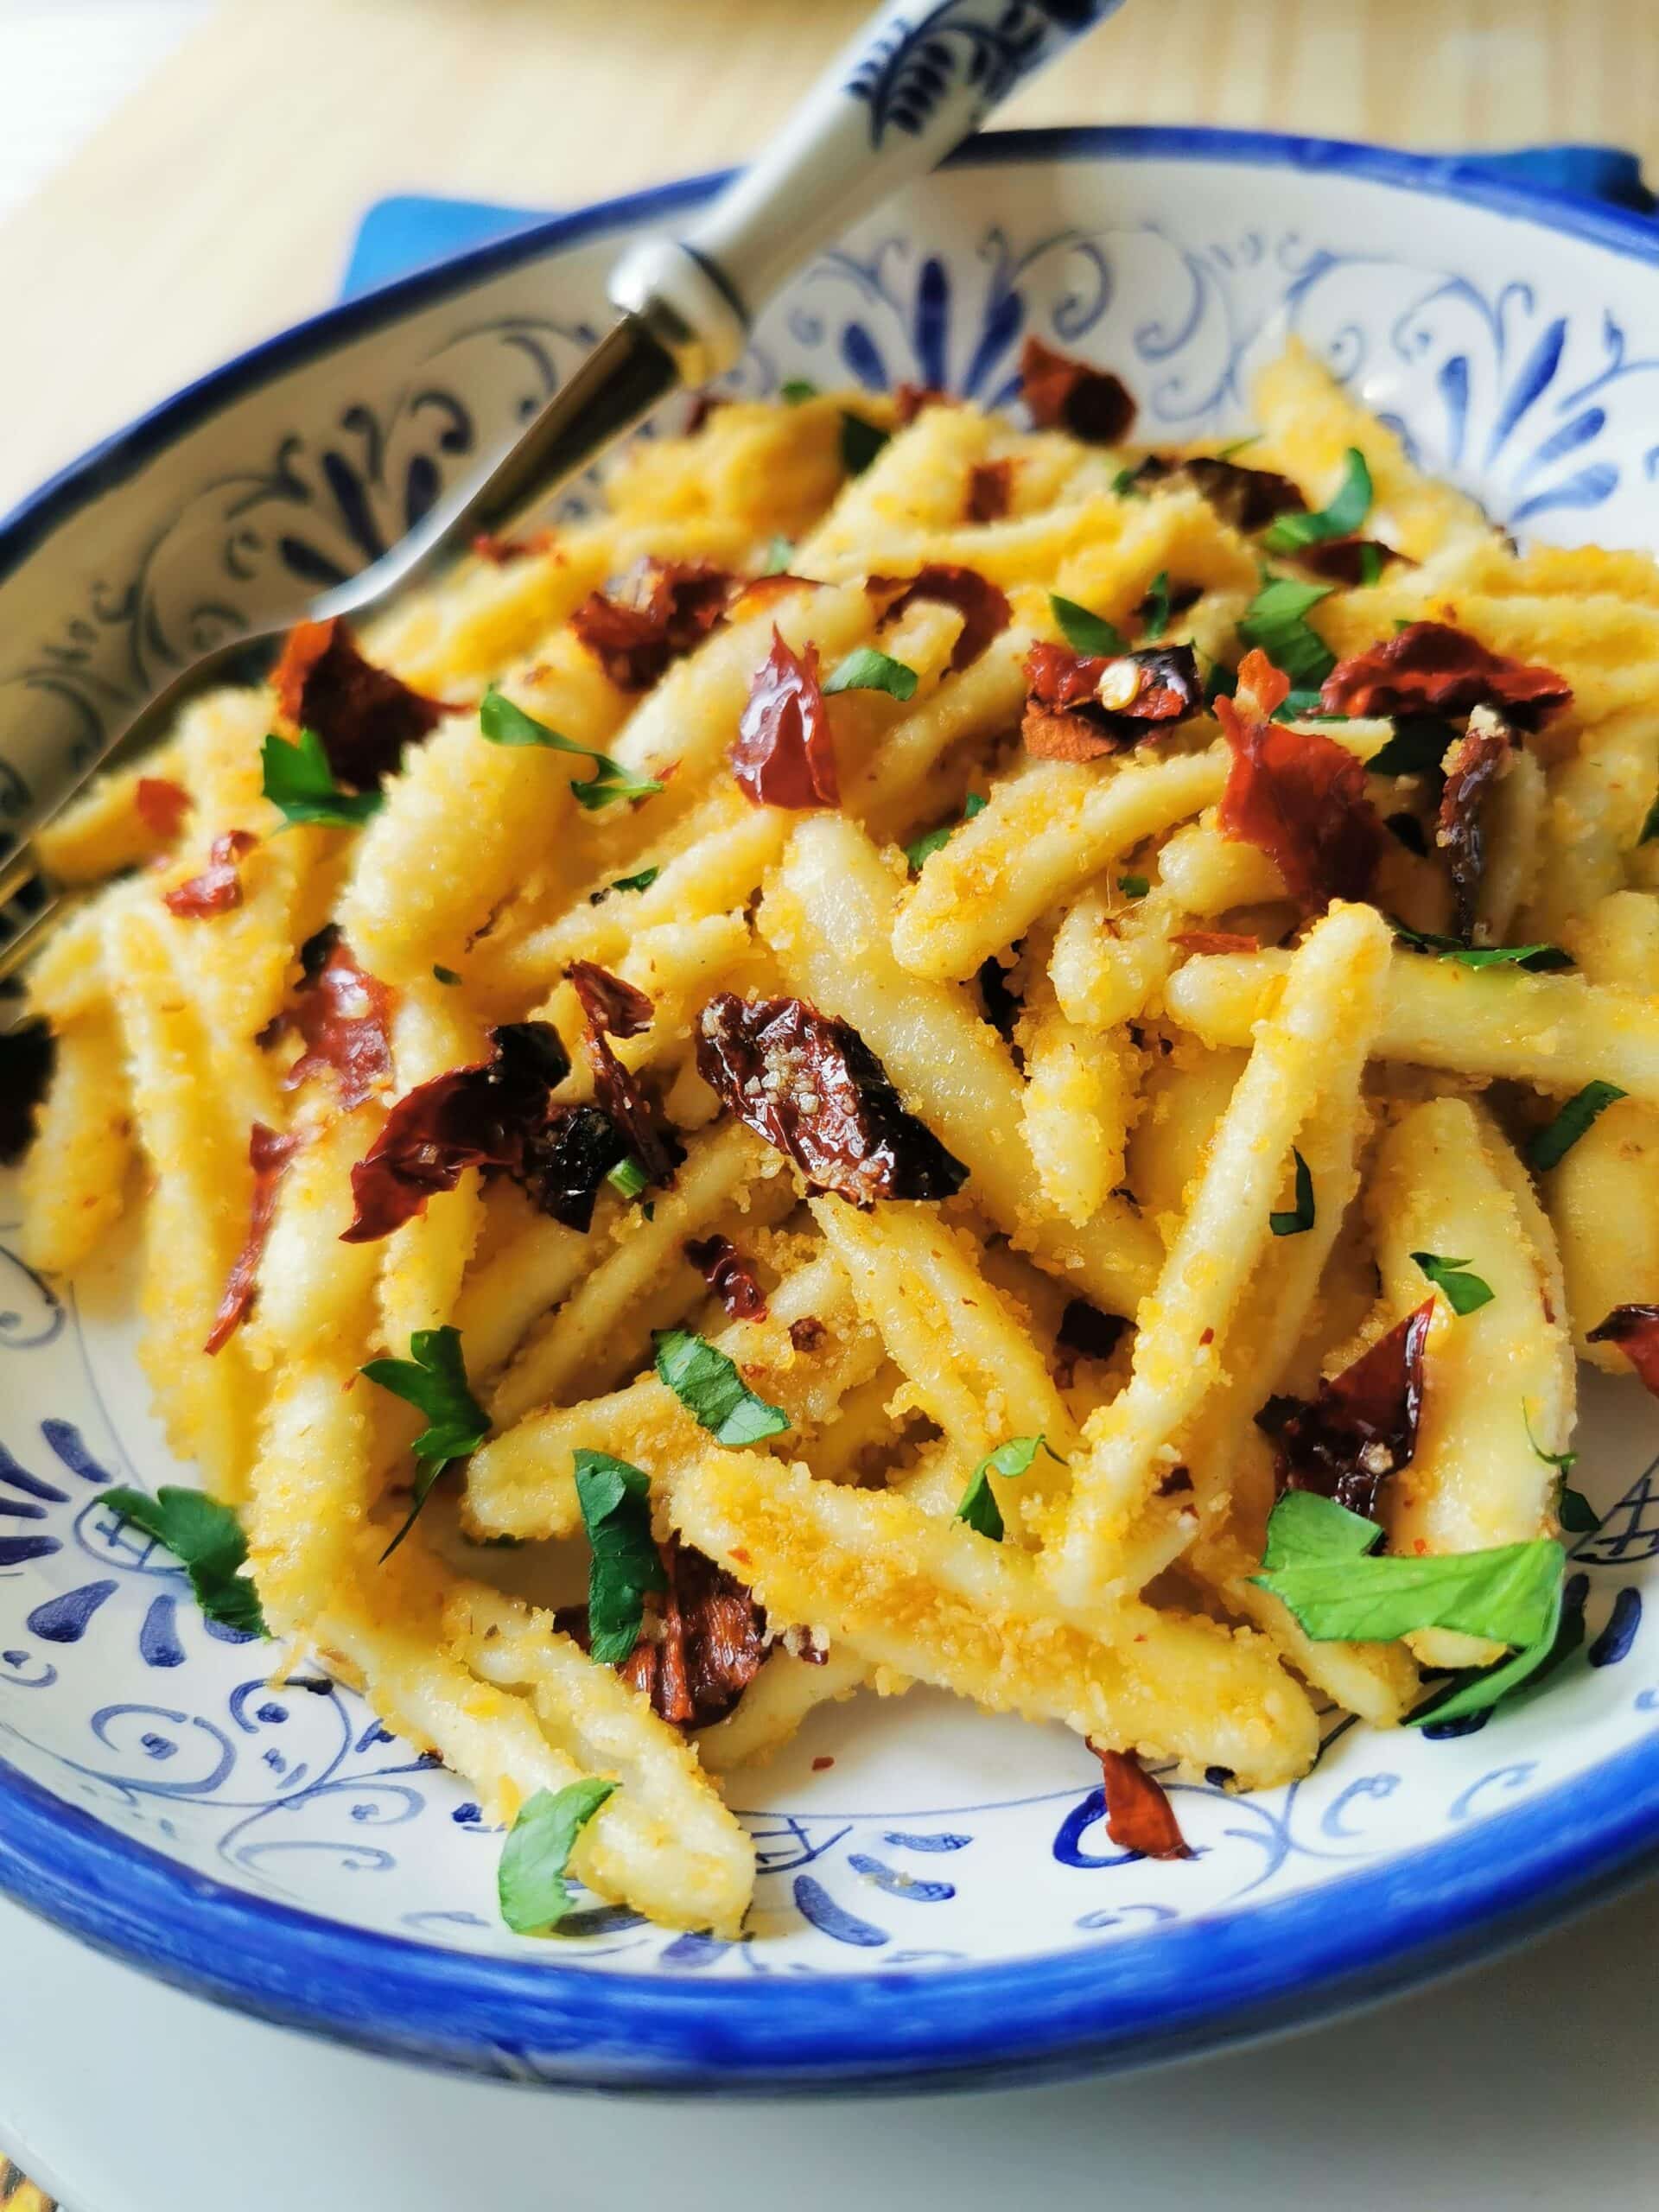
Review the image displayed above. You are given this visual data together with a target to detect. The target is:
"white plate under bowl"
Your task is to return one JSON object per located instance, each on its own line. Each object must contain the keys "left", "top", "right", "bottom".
{"left": 2, "top": 127, "right": 1657, "bottom": 2092}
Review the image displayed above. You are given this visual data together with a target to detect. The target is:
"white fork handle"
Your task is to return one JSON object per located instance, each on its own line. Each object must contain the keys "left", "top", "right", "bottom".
{"left": 608, "top": 0, "right": 1128, "bottom": 381}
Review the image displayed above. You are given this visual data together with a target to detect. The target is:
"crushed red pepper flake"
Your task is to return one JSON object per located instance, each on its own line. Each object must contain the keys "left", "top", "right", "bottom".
{"left": 1127, "top": 453, "right": 1306, "bottom": 532}
{"left": 340, "top": 1020, "right": 575, "bottom": 1243}
{"left": 569, "top": 558, "right": 736, "bottom": 690}
{"left": 1019, "top": 335, "right": 1136, "bottom": 444}
{"left": 1320, "top": 620, "right": 1572, "bottom": 728}
{"left": 136, "top": 776, "right": 191, "bottom": 841}
{"left": 1587, "top": 1305, "right": 1659, "bottom": 1397}
{"left": 730, "top": 626, "right": 838, "bottom": 809}
{"left": 1216, "top": 672, "right": 1382, "bottom": 912}
{"left": 270, "top": 617, "right": 451, "bottom": 790}
{"left": 275, "top": 931, "right": 394, "bottom": 1110}
{"left": 1256, "top": 1299, "right": 1433, "bottom": 1519}
{"left": 696, "top": 991, "right": 969, "bottom": 1207}
{"left": 685, "top": 1232, "right": 768, "bottom": 1322}
{"left": 868, "top": 563, "right": 1013, "bottom": 674}
{"left": 965, "top": 458, "right": 1014, "bottom": 523}
{"left": 788, "top": 1314, "right": 827, "bottom": 1353}
{"left": 1021, "top": 639, "right": 1202, "bottom": 761}
{"left": 205, "top": 1123, "right": 299, "bottom": 1354}
{"left": 569, "top": 960, "right": 678, "bottom": 1188}
{"left": 1435, "top": 707, "right": 1516, "bottom": 943}
{"left": 893, "top": 382, "right": 948, "bottom": 425}
{"left": 1092, "top": 1745, "right": 1192, "bottom": 1859}
{"left": 162, "top": 830, "right": 257, "bottom": 918}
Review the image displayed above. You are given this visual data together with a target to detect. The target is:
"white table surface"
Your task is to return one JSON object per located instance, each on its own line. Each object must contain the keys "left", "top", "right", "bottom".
{"left": 3, "top": 1871, "right": 1654, "bottom": 2212}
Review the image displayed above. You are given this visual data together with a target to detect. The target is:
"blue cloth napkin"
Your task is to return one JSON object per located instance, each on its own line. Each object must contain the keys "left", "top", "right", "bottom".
{"left": 336, "top": 144, "right": 1655, "bottom": 304}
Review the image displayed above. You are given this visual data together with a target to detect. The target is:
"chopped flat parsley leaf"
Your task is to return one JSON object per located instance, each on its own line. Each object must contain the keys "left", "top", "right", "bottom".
{"left": 1140, "top": 569, "right": 1173, "bottom": 641}
{"left": 609, "top": 868, "right": 661, "bottom": 896}
{"left": 1050, "top": 594, "right": 1126, "bottom": 658}
{"left": 1268, "top": 1147, "right": 1315, "bottom": 1236}
{"left": 572, "top": 1448, "right": 664, "bottom": 1663}
{"left": 1236, "top": 575, "right": 1336, "bottom": 690}
{"left": 1117, "top": 874, "right": 1150, "bottom": 899}
{"left": 1389, "top": 919, "right": 1573, "bottom": 971}
{"left": 432, "top": 964, "right": 462, "bottom": 986}
{"left": 905, "top": 791, "right": 986, "bottom": 873}
{"left": 360, "top": 1325, "right": 489, "bottom": 1557}
{"left": 606, "top": 1157, "right": 648, "bottom": 1201}
{"left": 1366, "top": 716, "right": 1453, "bottom": 777}
{"left": 955, "top": 1435, "right": 1052, "bottom": 1542}
{"left": 1524, "top": 1081, "right": 1627, "bottom": 1173}
{"left": 499, "top": 1779, "right": 616, "bottom": 1934}
{"left": 479, "top": 687, "right": 664, "bottom": 810}
{"left": 1261, "top": 447, "right": 1372, "bottom": 553}
{"left": 96, "top": 1487, "right": 266, "bottom": 1637}
{"left": 1412, "top": 1251, "right": 1495, "bottom": 1316}
{"left": 780, "top": 378, "right": 819, "bottom": 404}
{"left": 260, "top": 728, "right": 384, "bottom": 829}
{"left": 653, "top": 1326, "right": 790, "bottom": 1445}
{"left": 823, "top": 646, "right": 918, "bottom": 702}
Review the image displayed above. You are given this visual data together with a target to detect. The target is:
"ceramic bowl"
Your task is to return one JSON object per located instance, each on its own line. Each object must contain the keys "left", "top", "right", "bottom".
{"left": 3, "top": 128, "right": 1657, "bottom": 2093}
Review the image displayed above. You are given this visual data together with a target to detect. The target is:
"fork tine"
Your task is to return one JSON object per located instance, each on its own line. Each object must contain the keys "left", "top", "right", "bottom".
{"left": 0, "top": 842, "right": 39, "bottom": 912}
{"left": 0, "top": 888, "right": 67, "bottom": 988}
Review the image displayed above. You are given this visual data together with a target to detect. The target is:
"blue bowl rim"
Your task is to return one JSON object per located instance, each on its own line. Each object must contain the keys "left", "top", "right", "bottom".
{"left": 3, "top": 123, "right": 1658, "bottom": 2090}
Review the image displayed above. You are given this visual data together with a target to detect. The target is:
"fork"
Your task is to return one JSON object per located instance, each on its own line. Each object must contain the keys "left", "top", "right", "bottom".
{"left": 0, "top": 0, "right": 1128, "bottom": 987}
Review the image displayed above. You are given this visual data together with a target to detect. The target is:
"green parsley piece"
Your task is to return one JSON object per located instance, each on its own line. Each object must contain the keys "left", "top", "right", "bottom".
{"left": 761, "top": 534, "right": 796, "bottom": 575}
{"left": 1214, "top": 435, "right": 1259, "bottom": 459}
{"left": 479, "top": 687, "right": 664, "bottom": 811}
{"left": 260, "top": 729, "right": 384, "bottom": 830}
{"left": 840, "top": 411, "right": 890, "bottom": 476}
{"left": 1405, "top": 1581, "right": 1572, "bottom": 1728}
{"left": 1356, "top": 542, "right": 1384, "bottom": 587}
{"left": 1268, "top": 1147, "right": 1315, "bottom": 1237}
{"left": 1140, "top": 569, "right": 1173, "bottom": 641}
{"left": 1111, "top": 466, "right": 1147, "bottom": 499}
{"left": 1269, "top": 688, "right": 1339, "bottom": 724}
{"left": 1389, "top": 918, "right": 1573, "bottom": 972}
{"left": 653, "top": 1327, "right": 790, "bottom": 1446}
{"left": 1522, "top": 1401, "right": 1577, "bottom": 1475}
{"left": 96, "top": 1486, "right": 267, "bottom": 1637}
{"left": 606, "top": 1156, "right": 649, "bottom": 1202}
{"left": 610, "top": 868, "right": 661, "bottom": 896}
{"left": 572, "top": 1449, "right": 665, "bottom": 1662}
{"left": 499, "top": 1779, "right": 616, "bottom": 1934}
{"left": 1254, "top": 1491, "right": 1564, "bottom": 1649}
{"left": 1412, "top": 1251, "right": 1495, "bottom": 1317}
{"left": 432, "top": 964, "right": 462, "bottom": 986}
{"left": 1261, "top": 447, "right": 1372, "bottom": 554}
{"left": 1520, "top": 1405, "right": 1595, "bottom": 1534}
{"left": 360, "top": 1325, "right": 489, "bottom": 1557}
{"left": 1117, "top": 874, "right": 1150, "bottom": 899}
{"left": 1051, "top": 594, "right": 1127, "bottom": 658}
{"left": 823, "top": 646, "right": 919, "bottom": 702}
{"left": 955, "top": 1435, "right": 1053, "bottom": 1542}
{"left": 904, "top": 792, "right": 986, "bottom": 873}
{"left": 1365, "top": 716, "right": 1452, "bottom": 778}
{"left": 1524, "top": 1081, "right": 1628, "bottom": 1173}
{"left": 1237, "top": 575, "right": 1336, "bottom": 691}
{"left": 780, "top": 378, "right": 819, "bottom": 404}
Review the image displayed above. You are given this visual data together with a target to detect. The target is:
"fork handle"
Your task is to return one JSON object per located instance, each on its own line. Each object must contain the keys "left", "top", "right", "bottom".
{"left": 608, "top": 0, "right": 1128, "bottom": 381}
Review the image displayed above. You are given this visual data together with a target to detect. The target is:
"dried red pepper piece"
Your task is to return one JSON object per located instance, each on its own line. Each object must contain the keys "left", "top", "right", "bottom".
{"left": 1256, "top": 1299, "right": 1433, "bottom": 1519}
{"left": 685, "top": 1233, "right": 768, "bottom": 1321}
{"left": 893, "top": 382, "right": 949, "bottom": 425}
{"left": 1587, "top": 1305, "right": 1659, "bottom": 1397}
{"left": 1295, "top": 537, "right": 1408, "bottom": 587}
{"left": 271, "top": 617, "right": 450, "bottom": 790}
{"left": 1127, "top": 453, "right": 1306, "bottom": 533}
{"left": 205, "top": 1122, "right": 299, "bottom": 1354}
{"left": 341, "top": 1020, "right": 573, "bottom": 1243}
{"left": 162, "top": 830, "right": 257, "bottom": 918}
{"left": 563, "top": 1539, "right": 768, "bottom": 1730}
{"left": 966, "top": 459, "right": 1014, "bottom": 524}
{"left": 789, "top": 1315, "right": 827, "bottom": 1353}
{"left": 1216, "top": 677, "right": 1382, "bottom": 912}
{"left": 569, "top": 558, "right": 736, "bottom": 690}
{"left": 472, "top": 528, "right": 556, "bottom": 564}
{"left": 696, "top": 991, "right": 969, "bottom": 1207}
{"left": 276, "top": 931, "right": 394, "bottom": 1110}
{"left": 1019, "top": 335, "right": 1136, "bottom": 444}
{"left": 1320, "top": 620, "right": 1572, "bottom": 728}
{"left": 730, "top": 626, "right": 838, "bottom": 809}
{"left": 1093, "top": 1745, "right": 1192, "bottom": 1859}
{"left": 1021, "top": 640, "right": 1202, "bottom": 762}
{"left": 1436, "top": 708, "right": 1515, "bottom": 943}
{"left": 569, "top": 960, "right": 679, "bottom": 1188}
{"left": 136, "top": 776, "right": 191, "bottom": 841}
{"left": 868, "top": 563, "right": 1013, "bottom": 673}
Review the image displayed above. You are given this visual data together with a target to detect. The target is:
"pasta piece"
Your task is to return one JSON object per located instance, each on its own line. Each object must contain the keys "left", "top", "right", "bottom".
{"left": 1166, "top": 947, "right": 1659, "bottom": 1102}
{"left": 1016, "top": 953, "right": 1139, "bottom": 1224}
{"left": 1052, "top": 901, "right": 1393, "bottom": 1608}
{"left": 33, "top": 737, "right": 188, "bottom": 884}
{"left": 16, "top": 1009, "right": 132, "bottom": 1274}
{"left": 667, "top": 1450, "right": 1319, "bottom": 1788}
{"left": 1368, "top": 1096, "right": 1573, "bottom": 1667}
{"left": 695, "top": 1646, "right": 876, "bottom": 1775}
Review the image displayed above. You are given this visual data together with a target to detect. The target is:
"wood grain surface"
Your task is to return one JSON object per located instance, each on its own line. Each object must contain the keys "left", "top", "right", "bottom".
{"left": 1, "top": 3, "right": 1655, "bottom": 2203}
{"left": 0, "top": 0, "right": 1656, "bottom": 515}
